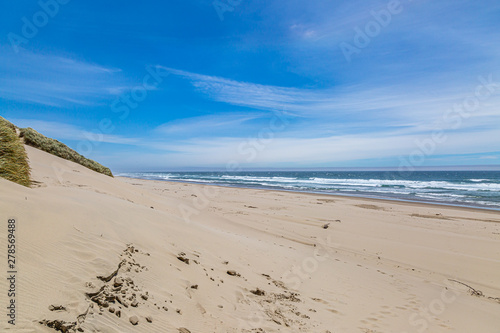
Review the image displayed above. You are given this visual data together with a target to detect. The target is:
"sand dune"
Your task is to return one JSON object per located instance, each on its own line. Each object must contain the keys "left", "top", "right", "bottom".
{"left": 1, "top": 145, "right": 499, "bottom": 332}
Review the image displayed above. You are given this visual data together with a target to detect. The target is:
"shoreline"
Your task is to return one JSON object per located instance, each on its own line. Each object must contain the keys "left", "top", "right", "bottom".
{"left": 118, "top": 176, "right": 500, "bottom": 214}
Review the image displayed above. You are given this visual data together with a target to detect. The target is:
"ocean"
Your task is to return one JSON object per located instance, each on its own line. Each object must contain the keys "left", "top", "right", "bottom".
{"left": 118, "top": 170, "right": 500, "bottom": 210}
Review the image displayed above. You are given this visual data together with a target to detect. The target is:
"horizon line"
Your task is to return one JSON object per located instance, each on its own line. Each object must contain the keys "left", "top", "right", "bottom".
{"left": 116, "top": 165, "right": 500, "bottom": 173}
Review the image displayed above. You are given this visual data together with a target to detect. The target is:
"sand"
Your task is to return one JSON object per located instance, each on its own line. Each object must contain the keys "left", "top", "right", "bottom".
{"left": 1, "top": 145, "right": 499, "bottom": 332}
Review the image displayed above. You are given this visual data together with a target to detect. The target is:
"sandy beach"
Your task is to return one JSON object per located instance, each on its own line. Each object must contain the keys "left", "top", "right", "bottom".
{"left": 1, "top": 145, "right": 500, "bottom": 332}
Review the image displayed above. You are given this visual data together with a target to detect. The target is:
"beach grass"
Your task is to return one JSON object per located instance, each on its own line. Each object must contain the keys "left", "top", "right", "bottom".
{"left": 20, "top": 127, "right": 113, "bottom": 177}
{"left": 0, "top": 116, "right": 31, "bottom": 187}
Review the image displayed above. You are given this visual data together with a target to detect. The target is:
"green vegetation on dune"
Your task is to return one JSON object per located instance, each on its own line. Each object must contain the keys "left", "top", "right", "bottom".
{"left": 0, "top": 117, "right": 113, "bottom": 185}
{"left": 20, "top": 127, "right": 113, "bottom": 177}
{"left": 0, "top": 117, "right": 31, "bottom": 187}
{"left": 1, "top": 116, "right": 17, "bottom": 132}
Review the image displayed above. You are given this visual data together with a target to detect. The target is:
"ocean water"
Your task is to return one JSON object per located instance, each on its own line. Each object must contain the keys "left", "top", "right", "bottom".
{"left": 119, "top": 171, "right": 500, "bottom": 210}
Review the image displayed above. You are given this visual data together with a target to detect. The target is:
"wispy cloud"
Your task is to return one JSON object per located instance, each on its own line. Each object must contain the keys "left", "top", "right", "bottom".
{"left": 154, "top": 113, "right": 264, "bottom": 136}
{"left": 479, "top": 155, "right": 500, "bottom": 160}
{"left": 0, "top": 47, "right": 128, "bottom": 107}
{"left": 108, "top": 66, "right": 500, "bottom": 168}
{"left": 160, "top": 67, "right": 500, "bottom": 132}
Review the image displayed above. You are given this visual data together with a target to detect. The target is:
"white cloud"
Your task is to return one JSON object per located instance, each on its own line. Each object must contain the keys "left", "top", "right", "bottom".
{"left": 115, "top": 126, "right": 500, "bottom": 168}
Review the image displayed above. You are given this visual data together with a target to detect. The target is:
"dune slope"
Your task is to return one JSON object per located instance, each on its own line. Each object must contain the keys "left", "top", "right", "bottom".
{"left": 1, "top": 145, "right": 499, "bottom": 332}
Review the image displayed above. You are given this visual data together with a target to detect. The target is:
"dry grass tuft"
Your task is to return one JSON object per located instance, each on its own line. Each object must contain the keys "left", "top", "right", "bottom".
{"left": 0, "top": 116, "right": 31, "bottom": 187}
{"left": 20, "top": 127, "right": 113, "bottom": 177}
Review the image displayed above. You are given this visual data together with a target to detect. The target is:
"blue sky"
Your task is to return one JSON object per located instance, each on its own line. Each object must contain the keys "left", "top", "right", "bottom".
{"left": 1, "top": 0, "right": 499, "bottom": 171}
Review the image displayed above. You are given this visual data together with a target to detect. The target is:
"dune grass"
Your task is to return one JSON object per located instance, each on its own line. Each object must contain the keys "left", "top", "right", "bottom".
{"left": 20, "top": 127, "right": 113, "bottom": 177}
{"left": 0, "top": 117, "right": 31, "bottom": 187}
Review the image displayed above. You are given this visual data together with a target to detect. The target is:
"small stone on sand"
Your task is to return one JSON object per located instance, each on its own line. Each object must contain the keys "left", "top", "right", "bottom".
{"left": 114, "top": 277, "right": 124, "bottom": 287}
{"left": 48, "top": 305, "right": 66, "bottom": 311}
{"left": 227, "top": 270, "right": 240, "bottom": 277}
{"left": 129, "top": 315, "right": 139, "bottom": 325}
{"left": 177, "top": 256, "right": 190, "bottom": 264}
{"left": 250, "top": 288, "right": 266, "bottom": 296}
